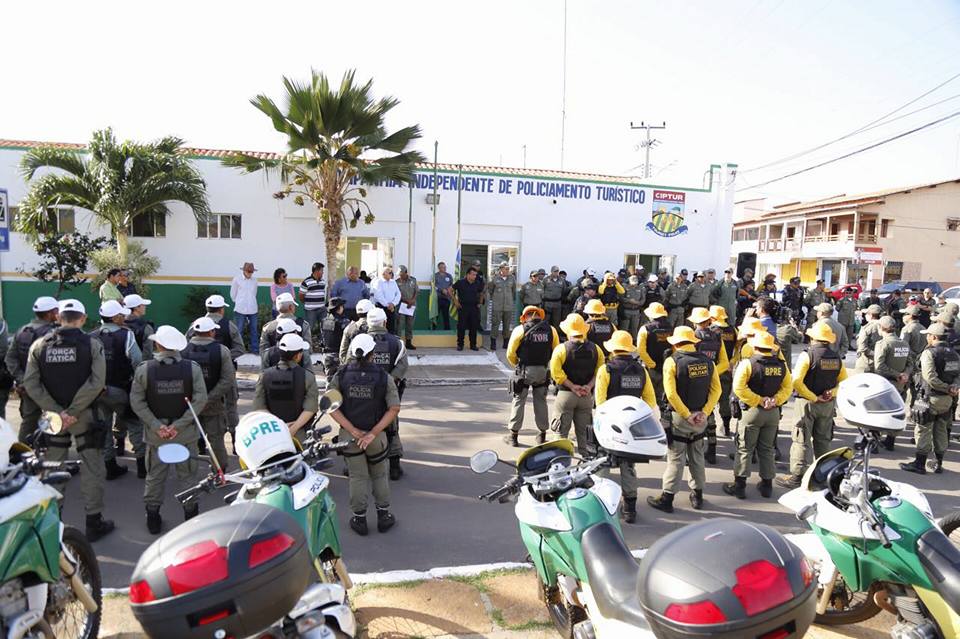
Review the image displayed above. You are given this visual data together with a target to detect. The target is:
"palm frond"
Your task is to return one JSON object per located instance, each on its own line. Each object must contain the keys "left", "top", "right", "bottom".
{"left": 19, "top": 146, "right": 87, "bottom": 180}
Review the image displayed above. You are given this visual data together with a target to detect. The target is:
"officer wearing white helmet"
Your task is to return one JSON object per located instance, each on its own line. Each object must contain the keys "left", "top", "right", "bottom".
{"left": 123, "top": 293, "right": 155, "bottom": 358}
{"left": 6, "top": 296, "right": 59, "bottom": 442}
{"left": 261, "top": 317, "right": 314, "bottom": 371}
{"left": 329, "top": 332, "right": 401, "bottom": 536}
{"left": 258, "top": 292, "right": 311, "bottom": 358}
{"left": 181, "top": 316, "right": 237, "bottom": 468}
{"left": 130, "top": 325, "right": 207, "bottom": 534}
{"left": 338, "top": 298, "right": 374, "bottom": 362}
{"left": 252, "top": 333, "right": 319, "bottom": 439}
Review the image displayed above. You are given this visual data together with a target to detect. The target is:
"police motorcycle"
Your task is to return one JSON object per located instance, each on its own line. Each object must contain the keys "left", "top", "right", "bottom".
{"left": 0, "top": 414, "right": 102, "bottom": 639}
{"left": 780, "top": 373, "right": 960, "bottom": 638}
{"left": 129, "top": 391, "right": 356, "bottom": 639}
{"left": 472, "top": 397, "right": 817, "bottom": 639}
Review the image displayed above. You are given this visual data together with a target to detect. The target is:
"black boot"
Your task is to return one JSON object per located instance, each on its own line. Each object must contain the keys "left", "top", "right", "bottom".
{"left": 349, "top": 514, "right": 368, "bottom": 536}
{"left": 721, "top": 418, "right": 731, "bottom": 438}
{"left": 197, "top": 436, "right": 207, "bottom": 456}
{"left": 705, "top": 444, "right": 717, "bottom": 465}
{"left": 900, "top": 454, "right": 928, "bottom": 475}
{"left": 377, "top": 508, "right": 397, "bottom": 533}
{"left": 85, "top": 513, "right": 115, "bottom": 542}
{"left": 689, "top": 489, "right": 704, "bottom": 510}
{"left": 136, "top": 456, "right": 147, "bottom": 479}
{"left": 105, "top": 458, "right": 128, "bottom": 480}
{"left": 621, "top": 497, "right": 638, "bottom": 523}
{"left": 931, "top": 453, "right": 945, "bottom": 474}
{"left": 647, "top": 492, "right": 674, "bottom": 513}
{"left": 389, "top": 456, "right": 403, "bottom": 480}
{"left": 723, "top": 476, "right": 747, "bottom": 500}
{"left": 882, "top": 434, "right": 896, "bottom": 451}
{"left": 757, "top": 478, "right": 773, "bottom": 498}
{"left": 490, "top": 339, "right": 497, "bottom": 351}
{"left": 145, "top": 505, "right": 162, "bottom": 535}
{"left": 503, "top": 431, "right": 520, "bottom": 447}
{"left": 774, "top": 446, "right": 783, "bottom": 462}
{"left": 536, "top": 431, "right": 547, "bottom": 445}
{"left": 405, "top": 340, "right": 416, "bottom": 351}
{"left": 183, "top": 502, "right": 199, "bottom": 521}
{"left": 115, "top": 435, "right": 126, "bottom": 458}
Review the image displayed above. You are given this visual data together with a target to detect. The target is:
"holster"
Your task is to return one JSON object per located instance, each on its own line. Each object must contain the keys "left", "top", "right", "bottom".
{"left": 509, "top": 368, "right": 529, "bottom": 396}
{"left": 664, "top": 426, "right": 674, "bottom": 446}
{"left": 80, "top": 407, "right": 109, "bottom": 452}
{"left": 912, "top": 388, "right": 934, "bottom": 426}
{"left": 729, "top": 394, "right": 743, "bottom": 419}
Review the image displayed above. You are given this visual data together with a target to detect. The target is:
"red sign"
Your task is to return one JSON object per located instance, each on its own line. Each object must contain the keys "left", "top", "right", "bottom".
{"left": 653, "top": 190, "right": 685, "bottom": 203}
{"left": 857, "top": 248, "right": 883, "bottom": 265}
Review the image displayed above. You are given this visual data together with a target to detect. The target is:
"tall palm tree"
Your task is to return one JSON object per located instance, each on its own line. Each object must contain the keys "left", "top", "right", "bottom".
{"left": 223, "top": 69, "right": 425, "bottom": 279}
{"left": 18, "top": 128, "right": 210, "bottom": 263}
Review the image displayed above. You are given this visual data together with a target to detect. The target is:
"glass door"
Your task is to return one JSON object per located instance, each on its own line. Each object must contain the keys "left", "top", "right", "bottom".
{"left": 488, "top": 245, "right": 519, "bottom": 277}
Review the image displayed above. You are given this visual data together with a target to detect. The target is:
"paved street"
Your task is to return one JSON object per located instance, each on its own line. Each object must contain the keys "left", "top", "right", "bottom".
{"left": 9, "top": 350, "right": 957, "bottom": 589}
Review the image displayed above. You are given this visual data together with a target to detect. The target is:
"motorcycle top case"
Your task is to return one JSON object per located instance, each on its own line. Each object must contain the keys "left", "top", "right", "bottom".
{"left": 129, "top": 502, "right": 313, "bottom": 639}
{"left": 637, "top": 518, "right": 817, "bottom": 639}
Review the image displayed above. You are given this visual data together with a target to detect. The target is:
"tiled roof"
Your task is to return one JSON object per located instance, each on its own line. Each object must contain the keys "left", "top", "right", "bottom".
{"left": 761, "top": 178, "right": 960, "bottom": 218}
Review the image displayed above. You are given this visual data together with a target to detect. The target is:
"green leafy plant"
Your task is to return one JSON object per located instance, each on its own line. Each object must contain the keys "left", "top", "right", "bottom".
{"left": 18, "top": 232, "right": 111, "bottom": 298}
{"left": 89, "top": 240, "right": 161, "bottom": 295}
{"left": 180, "top": 286, "right": 220, "bottom": 321}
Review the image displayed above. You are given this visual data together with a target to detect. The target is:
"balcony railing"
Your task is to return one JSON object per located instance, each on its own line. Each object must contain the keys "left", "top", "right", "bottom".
{"left": 804, "top": 233, "right": 878, "bottom": 244}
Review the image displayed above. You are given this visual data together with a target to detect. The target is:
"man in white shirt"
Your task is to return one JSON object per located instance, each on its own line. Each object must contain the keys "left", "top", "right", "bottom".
{"left": 231, "top": 262, "right": 260, "bottom": 352}
{"left": 372, "top": 266, "right": 402, "bottom": 335}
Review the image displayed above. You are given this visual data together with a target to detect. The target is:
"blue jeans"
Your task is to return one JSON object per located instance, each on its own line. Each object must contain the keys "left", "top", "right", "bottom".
{"left": 235, "top": 313, "right": 259, "bottom": 352}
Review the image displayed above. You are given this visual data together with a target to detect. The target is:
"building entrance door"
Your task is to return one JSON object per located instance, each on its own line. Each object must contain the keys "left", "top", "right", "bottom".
{"left": 624, "top": 253, "right": 661, "bottom": 275}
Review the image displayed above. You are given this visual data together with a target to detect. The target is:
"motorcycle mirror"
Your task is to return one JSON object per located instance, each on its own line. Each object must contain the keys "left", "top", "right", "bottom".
{"left": 157, "top": 443, "right": 191, "bottom": 465}
{"left": 470, "top": 450, "right": 499, "bottom": 474}
{"left": 797, "top": 503, "right": 818, "bottom": 522}
{"left": 39, "top": 412, "right": 64, "bottom": 436}
{"left": 319, "top": 389, "right": 342, "bottom": 413}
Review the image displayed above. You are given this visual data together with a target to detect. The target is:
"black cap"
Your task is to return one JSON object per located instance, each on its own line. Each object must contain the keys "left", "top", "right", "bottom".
{"left": 870, "top": 288, "right": 878, "bottom": 294}
{"left": 680, "top": 268, "right": 688, "bottom": 275}
{"left": 328, "top": 297, "right": 345, "bottom": 308}
{"left": 790, "top": 276, "right": 800, "bottom": 284}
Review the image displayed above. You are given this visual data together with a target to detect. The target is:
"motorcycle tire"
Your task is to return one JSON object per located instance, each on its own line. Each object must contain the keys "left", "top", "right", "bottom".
{"left": 47, "top": 526, "right": 102, "bottom": 639}
{"left": 940, "top": 511, "right": 960, "bottom": 547}
{"left": 540, "top": 576, "right": 586, "bottom": 639}
{"left": 813, "top": 579, "right": 882, "bottom": 626}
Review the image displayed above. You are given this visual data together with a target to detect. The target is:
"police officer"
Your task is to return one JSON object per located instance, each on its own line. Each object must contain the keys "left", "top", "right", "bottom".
{"left": 519, "top": 269, "right": 544, "bottom": 310}
{"left": 92, "top": 300, "right": 142, "bottom": 480}
{"left": 774, "top": 308, "right": 803, "bottom": 370}
{"left": 193, "top": 294, "right": 245, "bottom": 451}
{"left": 505, "top": 306, "right": 559, "bottom": 447}
{"left": 7, "top": 297, "right": 59, "bottom": 442}
{"left": 183, "top": 316, "right": 237, "bottom": 467}
{"left": 887, "top": 290, "right": 906, "bottom": 331}
{"left": 644, "top": 274, "right": 663, "bottom": 308}
{"left": 900, "top": 323, "right": 959, "bottom": 474}
{"left": 487, "top": 262, "right": 517, "bottom": 351}
{"left": 597, "top": 272, "right": 624, "bottom": 326}
{"left": 595, "top": 330, "right": 655, "bottom": 524}
{"left": 23, "top": 299, "right": 114, "bottom": 540}
{"left": 776, "top": 322, "right": 847, "bottom": 489}
{"left": 901, "top": 305, "right": 926, "bottom": 410}
{"left": 781, "top": 277, "right": 805, "bottom": 324}
{"left": 549, "top": 313, "right": 604, "bottom": 456}
{"left": 396, "top": 265, "right": 419, "bottom": 350}
{"left": 715, "top": 269, "right": 739, "bottom": 326}
{"left": 558, "top": 269, "right": 574, "bottom": 319}
{"left": 584, "top": 298, "right": 615, "bottom": 357}
{"left": 725, "top": 330, "right": 792, "bottom": 499}
{"left": 647, "top": 326, "right": 720, "bottom": 513}
{"left": 259, "top": 292, "right": 310, "bottom": 358}
{"left": 859, "top": 288, "right": 882, "bottom": 317}
{"left": 835, "top": 288, "right": 858, "bottom": 346}
{"left": 321, "top": 297, "right": 351, "bottom": 378}
{"left": 710, "top": 305, "right": 738, "bottom": 437}
{"left": 664, "top": 273, "right": 689, "bottom": 329}
{"left": 684, "top": 272, "right": 712, "bottom": 315}
{"left": 689, "top": 307, "right": 729, "bottom": 465}
{"left": 572, "top": 279, "right": 598, "bottom": 318}
{"left": 329, "top": 333, "right": 401, "bottom": 536}
{"left": 637, "top": 302, "right": 672, "bottom": 413}
{"left": 873, "top": 316, "right": 912, "bottom": 451}
{"left": 123, "top": 294, "right": 155, "bottom": 359}
{"left": 339, "top": 298, "right": 374, "bottom": 361}
{"left": 855, "top": 304, "right": 884, "bottom": 373}
{"left": 814, "top": 302, "right": 848, "bottom": 356}
{"left": 542, "top": 266, "right": 566, "bottom": 331}
{"left": 131, "top": 325, "right": 207, "bottom": 533}
{"left": 619, "top": 275, "right": 646, "bottom": 338}
{"left": 252, "top": 333, "right": 318, "bottom": 439}
{"left": 262, "top": 318, "right": 314, "bottom": 371}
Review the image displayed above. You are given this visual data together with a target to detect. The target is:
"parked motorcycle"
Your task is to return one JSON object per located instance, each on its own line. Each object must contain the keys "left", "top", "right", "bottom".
{"left": 780, "top": 373, "right": 960, "bottom": 638}
{"left": 0, "top": 414, "right": 102, "bottom": 639}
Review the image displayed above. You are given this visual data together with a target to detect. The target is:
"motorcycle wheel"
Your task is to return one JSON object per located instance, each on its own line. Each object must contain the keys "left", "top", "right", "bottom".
{"left": 46, "top": 526, "right": 102, "bottom": 639}
{"left": 814, "top": 580, "right": 882, "bottom": 626}
{"left": 939, "top": 511, "right": 960, "bottom": 546}
{"left": 540, "top": 576, "right": 586, "bottom": 639}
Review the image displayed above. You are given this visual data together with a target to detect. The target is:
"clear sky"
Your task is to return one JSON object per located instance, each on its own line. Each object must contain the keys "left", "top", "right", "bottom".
{"left": 4, "top": 0, "right": 960, "bottom": 204}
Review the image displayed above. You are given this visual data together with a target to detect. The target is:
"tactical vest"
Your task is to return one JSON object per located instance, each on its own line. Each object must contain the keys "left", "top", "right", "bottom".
{"left": 369, "top": 333, "right": 402, "bottom": 375}
{"left": 562, "top": 340, "right": 599, "bottom": 386}
{"left": 643, "top": 319, "right": 672, "bottom": 365}
{"left": 262, "top": 365, "right": 307, "bottom": 422}
{"left": 694, "top": 327, "right": 721, "bottom": 364}
{"left": 645, "top": 287, "right": 663, "bottom": 307}
{"left": 125, "top": 316, "right": 154, "bottom": 349}
{"left": 606, "top": 356, "right": 648, "bottom": 400}
{"left": 17, "top": 323, "right": 55, "bottom": 372}
{"left": 672, "top": 350, "right": 713, "bottom": 412}
{"left": 214, "top": 317, "right": 233, "bottom": 349}
{"left": 516, "top": 320, "right": 552, "bottom": 366}
{"left": 587, "top": 318, "right": 614, "bottom": 353}
{"left": 38, "top": 328, "right": 93, "bottom": 408}
{"left": 600, "top": 285, "right": 619, "bottom": 306}
{"left": 747, "top": 354, "right": 787, "bottom": 399}
{"left": 337, "top": 363, "right": 388, "bottom": 431}
{"left": 878, "top": 337, "right": 910, "bottom": 380}
{"left": 322, "top": 314, "right": 347, "bottom": 351}
{"left": 145, "top": 359, "right": 194, "bottom": 421}
{"left": 266, "top": 317, "right": 307, "bottom": 349}
{"left": 181, "top": 341, "right": 223, "bottom": 391}
{"left": 95, "top": 327, "right": 134, "bottom": 390}
{"left": 718, "top": 324, "right": 737, "bottom": 360}
{"left": 802, "top": 344, "right": 842, "bottom": 396}
{"left": 927, "top": 344, "right": 960, "bottom": 394}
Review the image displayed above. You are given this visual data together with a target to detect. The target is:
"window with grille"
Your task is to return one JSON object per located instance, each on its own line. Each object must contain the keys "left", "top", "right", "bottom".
{"left": 130, "top": 212, "right": 166, "bottom": 237}
{"left": 197, "top": 213, "right": 242, "bottom": 239}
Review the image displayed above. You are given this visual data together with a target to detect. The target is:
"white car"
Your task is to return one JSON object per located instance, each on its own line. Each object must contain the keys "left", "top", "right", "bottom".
{"left": 942, "top": 285, "right": 960, "bottom": 307}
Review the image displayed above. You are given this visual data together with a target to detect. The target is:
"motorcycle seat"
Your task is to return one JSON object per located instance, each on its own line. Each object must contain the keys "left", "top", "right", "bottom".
{"left": 581, "top": 522, "right": 646, "bottom": 627}
{"left": 917, "top": 527, "right": 960, "bottom": 613}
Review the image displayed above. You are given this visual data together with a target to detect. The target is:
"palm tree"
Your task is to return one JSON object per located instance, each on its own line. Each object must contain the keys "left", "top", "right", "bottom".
{"left": 18, "top": 128, "right": 210, "bottom": 263}
{"left": 223, "top": 69, "right": 425, "bottom": 279}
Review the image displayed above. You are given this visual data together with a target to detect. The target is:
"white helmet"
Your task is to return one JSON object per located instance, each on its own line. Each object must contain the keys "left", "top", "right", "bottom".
{"left": 593, "top": 396, "right": 668, "bottom": 462}
{"left": 235, "top": 411, "right": 297, "bottom": 471}
{"left": 0, "top": 418, "right": 17, "bottom": 472}
{"left": 356, "top": 299, "right": 374, "bottom": 315}
{"left": 349, "top": 333, "right": 376, "bottom": 359}
{"left": 366, "top": 307, "right": 387, "bottom": 325}
{"left": 837, "top": 373, "right": 906, "bottom": 433}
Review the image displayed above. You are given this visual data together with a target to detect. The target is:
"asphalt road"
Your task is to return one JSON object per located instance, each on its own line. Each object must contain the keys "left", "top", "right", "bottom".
{"left": 11, "top": 369, "right": 958, "bottom": 589}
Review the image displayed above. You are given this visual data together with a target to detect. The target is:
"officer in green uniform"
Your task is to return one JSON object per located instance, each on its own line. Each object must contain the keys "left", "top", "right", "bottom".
{"left": 647, "top": 326, "right": 721, "bottom": 513}
{"left": 542, "top": 266, "right": 567, "bottom": 331}
{"left": 664, "top": 273, "right": 689, "bottom": 329}
{"left": 7, "top": 297, "right": 59, "bottom": 442}
{"left": 504, "top": 306, "right": 559, "bottom": 447}
{"left": 519, "top": 270, "right": 544, "bottom": 312}
{"left": 598, "top": 272, "right": 625, "bottom": 326}
{"left": 192, "top": 294, "right": 245, "bottom": 452}
{"left": 261, "top": 318, "right": 314, "bottom": 371}
{"left": 803, "top": 280, "right": 831, "bottom": 312}
{"left": 725, "top": 330, "right": 792, "bottom": 499}
{"left": 684, "top": 272, "right": 713, "bottom": 314}
{"left": 710, "top": 305, "right": 738, "bottom": 437}
{"left": 329, "top": 333, "right": 401, "bottom": 536}
{"left": 873, "top": 316, "right": 912, "bottom": 451}
{"left": 559, "top": 270, "right": 574, "bottom": 319}
{"left": 619, "top": 275, "right": 646, "bottom": 338}
{"left": 258, "top": 292, "right": 311, "bottom": 359}
{"left": 637, "top": 302, "right": 672, "bottom": 414}
{"left": 689, "top": 307, "right": 729, "bottom": 464}
{"left": 855, "top": 304, "right": 884, "bottom": 373}
{"left": 835, "top": 288, "right": 859, "bottom": 348}
{"left": 24, "top": 299, "right": 114, "bottom": 541}
{"left": 321, "top": 298, "right": 351, "bottom": 378}
{"left": 183, "top": 316, "right": 237, "bottom": 467}
{"left": 901, "top": 305, "right": 927, "bottom": 408}
{"left": 715, "top": 269, "right": 739, "bottom": 328}
{"left": 814, "top": 302, "right": 848, "bottom": 356}
{"left": 549, "top": 313, "right": 604, "bottom": 456}
{"left": 775, "top": 308, "right": 804, "bottom": 370}
{"left": 900, "top": 322, "right": 959, "bottom": 474}
{"left": 777, "top": 322, "right": 847, "bottom": 489}
{"left": 252, "top": 333, "right": 318, "bottom": 439}
{"left": 487, "top": 262, "right": 517, "bottom": 351}
{"left": 339, "top": 299, "right": 374, "bottom": 362}
{"left": 131, "top": 325, "right": 207, "bottom": 534}
{"left": 396, "top": 265, "right": 419, "bottom": 350}
{"left": 124, "top": 294, "right": 155, "bottom": 359}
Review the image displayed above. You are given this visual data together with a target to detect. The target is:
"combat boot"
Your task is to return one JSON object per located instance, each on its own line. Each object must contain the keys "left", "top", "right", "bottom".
{"left": 405, "top": 340, "right": 416, "bottom": 351}
{"left": 105, "top": 458, "right": 128, "bottom": 480}
{"left": 882, "top": 434, "right": 896, "bottom": 451}
{"left": 621, "top": 497, "right": 637, "bottom": 524}
{"left": 115, "top": 435, "right": 126, "bottom": 458}
{"left": 145, "top": 505, "right": 162, "bottom": 535}
{"left": 689, "top": 489, "right": 704, "bottom": 510}
{"left": 722, "top": 476, "right": 747, "bottom": 500}
{"left": 489, "top": 339, "right": 497, "bottom": 351}
{"left": 757, "top": 478, "right": 773, "bottom": 498}
{"left": 721, "top": 417, "right": 731, "bottom": 438}
{"left": 930, "top": 454, "right": 945, "bottom": 474}
{"left": 705, "top": 443, "right": 717, "bottom": 465}
{"left": 85, "top": 514, "right": 115, "bottom": 542}
{"left": 136, "top": 456, "right": 147, "bottom": 479}
{"left": 646, "top": 492, "right": 674, "bottom": 514}
{"left": 503, "top": 431, "right": 520, "bottom": 447}
{"left": 377, "top": 508, "right": 397, "bottom": 533}
{"left": 536, "top": 431, "right": 547, "bottom": 445}
{"left": 349, "top": 514, "right": 368, "bottom": 536}
{"left": 183, "top": 502, "right": 199, "bottom": 521}
{"left": 389, "top": 456, "right": 404, "bottom": 480}
{"left": 900, "top": 454, "right": 927, "bottom": 475}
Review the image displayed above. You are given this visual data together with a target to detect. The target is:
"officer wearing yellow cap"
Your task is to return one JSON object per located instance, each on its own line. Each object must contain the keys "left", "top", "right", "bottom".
{"left": 710, "top": 305, "right": 738, "bottom": 437}
{"left": 637, "top": 302, "right": 672, "bottom": 412}
{"left": 504, "top": 306, "right": 559, "bottom": 447}
{"left": 776, "top": 322, "right": 847, "bottom": 489}
{"left": 584, "top": 299, "right": 614, "bottom": 356}
{"left": 648, "top": 326, "right": 721, "bottom": 513}
{"left": 725, "top": 330, "right": 792, "bottom": 500}
{"left": 549, "top": 313, "right": 605, "bottom": 456}
{"left": 688, "top": 307, "right": 729, "bottom": 464}
{"left": 595, "top": 330, "right": 655, "bottom": 523}
{"left": 597, "top": 272, "right": 625, "bottom": 325}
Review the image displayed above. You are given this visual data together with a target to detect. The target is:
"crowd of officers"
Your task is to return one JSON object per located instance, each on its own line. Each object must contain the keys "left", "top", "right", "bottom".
{"left": 502, "top": 266, "right": 960, "bottom": 523}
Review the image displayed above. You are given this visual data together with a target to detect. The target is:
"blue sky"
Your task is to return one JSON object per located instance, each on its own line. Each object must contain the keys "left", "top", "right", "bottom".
{"left": 3, "top": 0, "right": 960, "bottom": 203}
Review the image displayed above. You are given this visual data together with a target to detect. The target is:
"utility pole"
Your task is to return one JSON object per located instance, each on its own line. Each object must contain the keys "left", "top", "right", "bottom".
{"left": 629, "top": 121, "right": 666, "bottom": 179}
{"left": 560, "top": 0, "right": 568, "bottom": 169}
{"left": 522, "top": 144, "right": 527, "bottom": 168}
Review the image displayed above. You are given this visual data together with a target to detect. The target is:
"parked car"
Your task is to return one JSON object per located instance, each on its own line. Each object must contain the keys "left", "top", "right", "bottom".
{"left": 941, "top": 285, "right": 960, "bottom": 306}
{"left": 826, "top": 282, "right": 862, "bottom": 302}
{"left": 876, "top": 280, "right": 943, "bottom": 300}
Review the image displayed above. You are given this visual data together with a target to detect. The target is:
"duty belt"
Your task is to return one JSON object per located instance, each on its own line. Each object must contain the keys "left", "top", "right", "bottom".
{"left": 671, "top": 432, "right": 706, "bottom": 444}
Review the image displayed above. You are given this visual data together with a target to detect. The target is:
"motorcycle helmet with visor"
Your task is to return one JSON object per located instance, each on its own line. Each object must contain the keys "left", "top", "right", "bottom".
{"left": 593, "top": 395, "right": 668, "bottom": 462}
{"left": 837, "top": 373, "right": 906, "bottom": 433}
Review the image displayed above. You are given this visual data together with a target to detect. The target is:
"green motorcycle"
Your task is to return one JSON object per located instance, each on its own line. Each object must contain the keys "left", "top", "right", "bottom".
{"left": 0, "top": 414, "right": 102, "bottom": 639}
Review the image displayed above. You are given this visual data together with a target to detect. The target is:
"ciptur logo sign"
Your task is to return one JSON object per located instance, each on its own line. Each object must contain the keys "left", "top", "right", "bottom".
{"left": 647, "top": 190, "right": 688, "bottom": 237}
